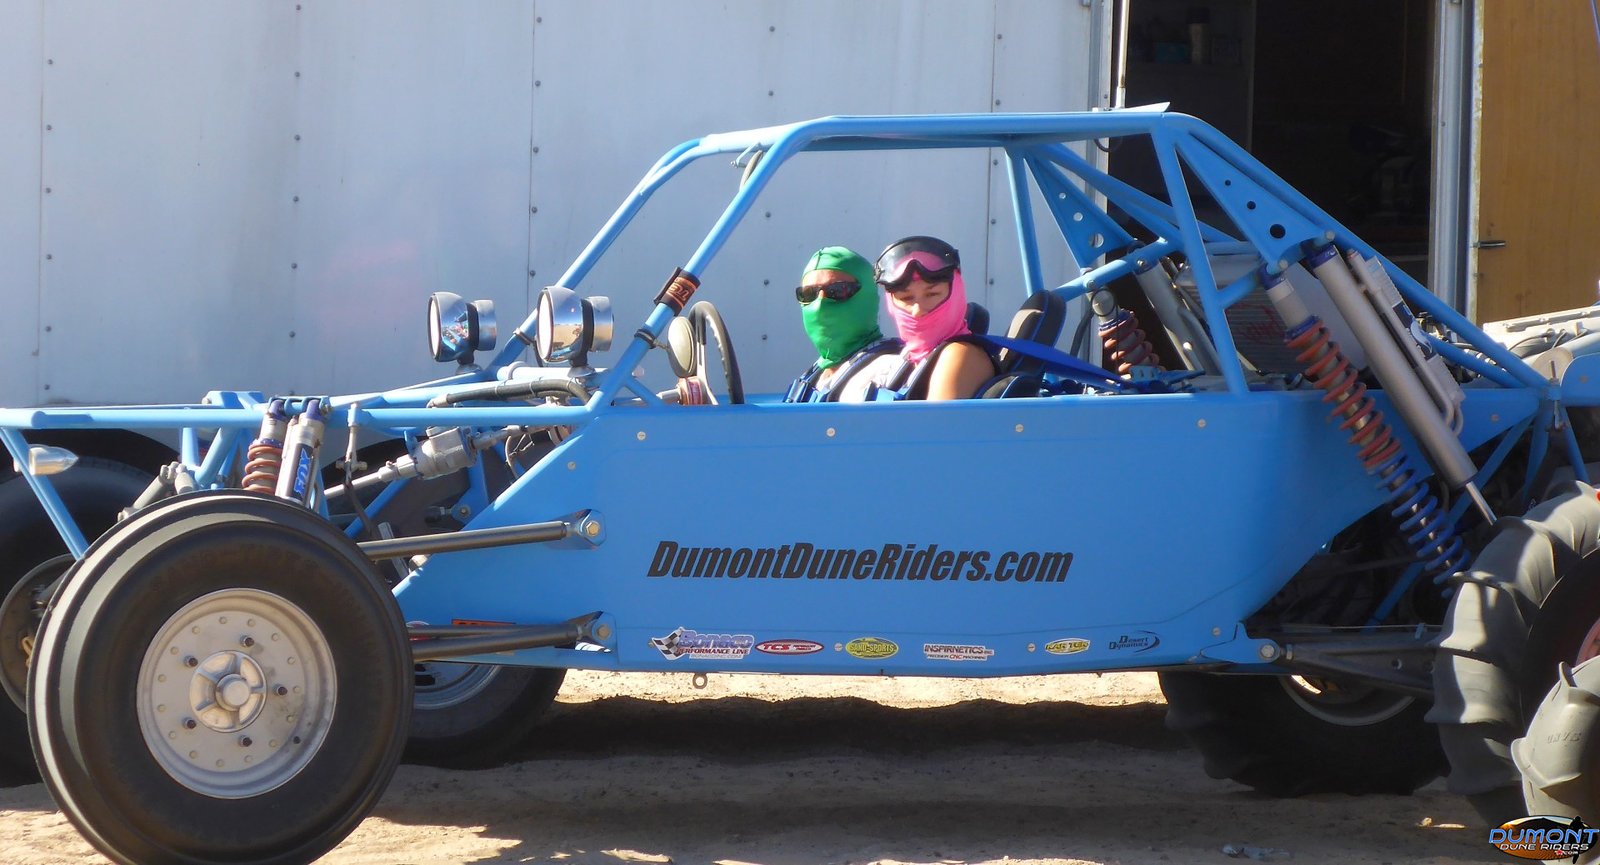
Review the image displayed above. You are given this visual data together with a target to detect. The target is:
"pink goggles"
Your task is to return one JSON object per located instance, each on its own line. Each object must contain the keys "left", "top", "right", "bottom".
{"left": 874, "top": 236, "right": 961, "bottom": 289}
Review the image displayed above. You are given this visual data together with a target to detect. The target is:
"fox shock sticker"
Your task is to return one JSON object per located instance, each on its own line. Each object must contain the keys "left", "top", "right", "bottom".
{"left": 655, "top": 268, "right": 700, "bottom": 313}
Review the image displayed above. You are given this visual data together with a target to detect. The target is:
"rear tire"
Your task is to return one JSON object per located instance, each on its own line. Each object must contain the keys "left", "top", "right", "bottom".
{"left": 0, "top": 457, "right": 149, "bottom": 784}
{"left": 405, "top": 662, "right": 566, "bottom": 768}
{"left": 1514, "top": 658, "right": 1600, "bottom": 823}
{"left": 28, "top": 491, "right": 411, "bottom": 864}
{"left": 1160, "top": 671, "right": 1443, "bottom": 795}
{"left": 1430, "top": 481, "right": 1600, "bottom": 822}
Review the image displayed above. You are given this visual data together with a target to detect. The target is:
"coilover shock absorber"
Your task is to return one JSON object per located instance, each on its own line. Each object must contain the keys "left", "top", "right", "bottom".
{"left": 241, "top": 399, "right": 289, "bottom": 493}
{"left": 1091, "top": 289, "right": 1163, "bottom": 376}
{"left": 1265, "top": 271, "right": 1467, "bottom": 576}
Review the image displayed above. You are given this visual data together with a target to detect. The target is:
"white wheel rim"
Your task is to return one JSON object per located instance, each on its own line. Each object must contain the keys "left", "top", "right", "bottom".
{"left": 1280, "top": 675, "right": 1413, "bottom": 727}
{"left": 413, "top": 662, "right": 499, "bottom": 710}
{"left": 137, "top": 589, "right": 336, "bottom": 798}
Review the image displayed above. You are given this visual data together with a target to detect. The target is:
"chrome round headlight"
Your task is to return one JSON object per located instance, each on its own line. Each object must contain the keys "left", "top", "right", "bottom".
{"left": 427, "top": 292, "right": 497, "bottom": 363}
{"left": 535, "top": 287, "right": 613, "bottom": 366}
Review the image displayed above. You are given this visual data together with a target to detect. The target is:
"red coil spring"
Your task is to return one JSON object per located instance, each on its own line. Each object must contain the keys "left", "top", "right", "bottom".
{"left": 1287, "top": 321, "right": 1401, "bottom": 473}
{"left": 241, "top": 441, "right": 284, "bottom": 493}
{"left": 1099, "top": 310, "right": 1163, "bottom": 376}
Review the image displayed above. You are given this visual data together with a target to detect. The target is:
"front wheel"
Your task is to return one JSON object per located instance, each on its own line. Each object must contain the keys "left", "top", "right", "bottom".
{"left": 29, "top": 492, "right": 412, "bottom": 865}
{"left": 1160, "top": 671, "right": 1444, "bottom": 795}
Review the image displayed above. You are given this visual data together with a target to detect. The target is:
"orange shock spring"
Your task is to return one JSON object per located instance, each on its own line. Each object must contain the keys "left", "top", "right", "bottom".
{"left": 1098, "top": 309, "right": 1163, "bottom": 376}
{"left": 241, "top": 440, "right": 284, "bottom": 493}
{"left": 1286, "top": 316, "right": 1465, "bottom": 574}
{"left": 240, "top": 399, "right": 289, "bottom": 493}
{"left": 1287, "top": 319, "right": 1400, "bottom": 471}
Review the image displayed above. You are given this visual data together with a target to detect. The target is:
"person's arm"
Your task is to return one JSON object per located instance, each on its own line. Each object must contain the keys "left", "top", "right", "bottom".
{"left": 926, "top": 342, "right": 996, "bottom": 400}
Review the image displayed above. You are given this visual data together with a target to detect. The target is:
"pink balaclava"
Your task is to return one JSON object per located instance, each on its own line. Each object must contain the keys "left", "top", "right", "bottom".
{"left": 884, "top": 252, "right": 969, "bottom": 364}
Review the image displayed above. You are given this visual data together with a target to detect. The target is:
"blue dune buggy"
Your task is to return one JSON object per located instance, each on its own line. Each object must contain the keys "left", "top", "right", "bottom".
{"left": 6, "top": 111, "right": 1600, "bottom": 864}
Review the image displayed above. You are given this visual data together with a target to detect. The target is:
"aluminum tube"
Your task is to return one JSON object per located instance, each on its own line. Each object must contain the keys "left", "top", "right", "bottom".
{"left": 1134, "top": 264, "right": 1221, "bottom": 371}
{"left": 1307, "top": 247, "right": 1479, "bottom": 490}
{"left": 357, "top": 520, "right": 571, "bottom": 560}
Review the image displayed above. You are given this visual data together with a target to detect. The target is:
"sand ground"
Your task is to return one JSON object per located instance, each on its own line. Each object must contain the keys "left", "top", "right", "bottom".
{"left": 0, "top": 671, "right": 1504, "bottom": 865}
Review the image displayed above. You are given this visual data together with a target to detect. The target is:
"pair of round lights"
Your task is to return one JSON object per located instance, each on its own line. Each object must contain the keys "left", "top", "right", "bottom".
{"left": 426, "top": 287, "right": 612, "bottom": 367}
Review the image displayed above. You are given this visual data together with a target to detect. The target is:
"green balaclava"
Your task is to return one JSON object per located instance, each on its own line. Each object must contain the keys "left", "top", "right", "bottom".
{"left": 800, "top": 246, "right": 883, "bottom": 369}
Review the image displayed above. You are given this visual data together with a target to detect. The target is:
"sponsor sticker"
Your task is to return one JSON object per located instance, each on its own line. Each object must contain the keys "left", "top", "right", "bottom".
{"left": 649, "top": 627, "right": 754, "bottom": 661}
{"left": 1489, "top": 814, "right": 1598, "bottom": 860}
{"left": 923, "top": 643, "right": 993, "bottom": 662}
{"left": 845, "top": 637, "right": 898, "bottom": 660}
{"left": 1044, "top": 638, "right": 1091, "bottom": 655}
{"left": 755, "top": 639, "right": 824, "bottom": 656}
{"left": 1107, "top": 632, "right": 1161, "bottom": 653}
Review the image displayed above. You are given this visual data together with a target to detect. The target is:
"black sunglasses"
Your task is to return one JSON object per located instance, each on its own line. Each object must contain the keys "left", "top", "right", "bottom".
{"left": 877, "top": 261, "right": 957, "bottom": 292}
{"left": 795, "top": 279, "right": 863, "bottom": 304}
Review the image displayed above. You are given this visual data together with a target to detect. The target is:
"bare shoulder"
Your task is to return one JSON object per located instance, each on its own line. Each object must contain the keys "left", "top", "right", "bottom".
{"left": 927, "top": 340, "right": 999, "bottom": 400}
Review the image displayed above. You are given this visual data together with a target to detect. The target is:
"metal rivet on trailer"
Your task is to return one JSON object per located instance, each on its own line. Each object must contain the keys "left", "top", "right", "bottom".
{"left": 825, "top": 427, "right": 836, "bottom": 438}
{"left": 767, "top": 90, "right": 774, "bottom": 97}
{"left": 769, "top": 25, "right": 775, "bottom": 31}
{"left": 567, "top": 461, "right": 576, "bottom": 470}
{"left": 1027, "top": 643, "right": 1036, "bottom": 652}
{"left": 292, "top": 195, "right": 299, "bottom": 202}
{"left": 834, "top": 643, "right": 843, "bottom": 652}
{"left": 44, "top": 187, "right": 51, "bottom": 194}
{"left": 535, "top": 16, "right": 541, "bottom": 23}
{"left": 997, "top": 33, "right": 1003, "bottom": 40}
{"left": 531, "top": 206, "right": 538, "bottom": 214}
{"left": 1258, "top": 644, "right": 1279, "bottom": 660}
{"left": 1490, "top": 414, "right": 1500, "bottom": 422}
{"left": 532, "top": 146, "right": 540, "bottom": 154}
{"left": 294, "top": 71, "right": 300, "bottom": 78}
{"left": 534, "top": 80, "right": 541, "bottom": 87}
{"left": 994, "top": 99, "right": 1002, "bottom": 107}
{"left": 636, "top": 431, "right": 647, "bottom": 441}
{"left": 43, "top": 325, "right": 51, "bottom": 333}
{"left": 291, "top": 262, "right": 297, "bottom": 269}
{"left": 44, "top": 254, "right": 51, "bottom": 260}
{"left": 293, "top": 134, "right": 300, "bottom": 141}
{"left": 1014, "top": 424, "right": 1024, "bottom": 433}
{"left": 595, "top": 624, "right": 612, "bottom": 640}
{"left": 1196, "top": 419, "right": 1207, "bottom": 429}
{"left": 1211, "top": 627, "right": 1222, "bottom": 636}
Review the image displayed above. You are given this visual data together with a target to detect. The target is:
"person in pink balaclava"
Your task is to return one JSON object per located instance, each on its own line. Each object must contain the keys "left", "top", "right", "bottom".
{"left": 873, "top": 235, "right": 998, "bottom": 400}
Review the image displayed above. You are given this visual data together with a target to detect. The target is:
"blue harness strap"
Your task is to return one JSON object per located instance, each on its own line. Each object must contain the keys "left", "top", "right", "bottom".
{"left": 975, "top": 334, "right": 1131, "bottom": 393}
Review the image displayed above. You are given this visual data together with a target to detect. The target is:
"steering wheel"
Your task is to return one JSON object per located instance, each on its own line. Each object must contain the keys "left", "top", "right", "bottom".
{"left": 667, "top": 301, "right": 744, "bottom": 405}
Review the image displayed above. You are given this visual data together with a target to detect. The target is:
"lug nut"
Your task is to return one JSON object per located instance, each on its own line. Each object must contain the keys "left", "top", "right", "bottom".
{"left": 183, "top": 719, "right": 197, "bottom": 730}
{"left": 240, "top": 636, "right": 255, "bottom": 648}
{"left": 239, "top": 737, "right": 252, "bottom": 747}
{"left": 184, "top": 656, "right": 198, "bottom": 668}
{"left": 275, "top": 685, "right": 288, "bottom": 696}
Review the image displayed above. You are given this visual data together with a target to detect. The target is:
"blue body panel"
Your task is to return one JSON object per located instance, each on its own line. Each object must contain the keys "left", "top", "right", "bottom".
{"left": 0, "top": 110, "right": 1585, "bottom": 679}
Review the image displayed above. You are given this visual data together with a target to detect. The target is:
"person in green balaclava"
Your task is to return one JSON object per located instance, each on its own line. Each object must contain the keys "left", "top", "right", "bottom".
{"left": 785, "top": 246, "right": 903, "bottom": 402}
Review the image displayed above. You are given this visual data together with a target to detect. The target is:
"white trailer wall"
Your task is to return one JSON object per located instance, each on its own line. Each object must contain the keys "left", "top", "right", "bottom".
{"left": 2, "top": 0, "right": 1101, "bottom": 406}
